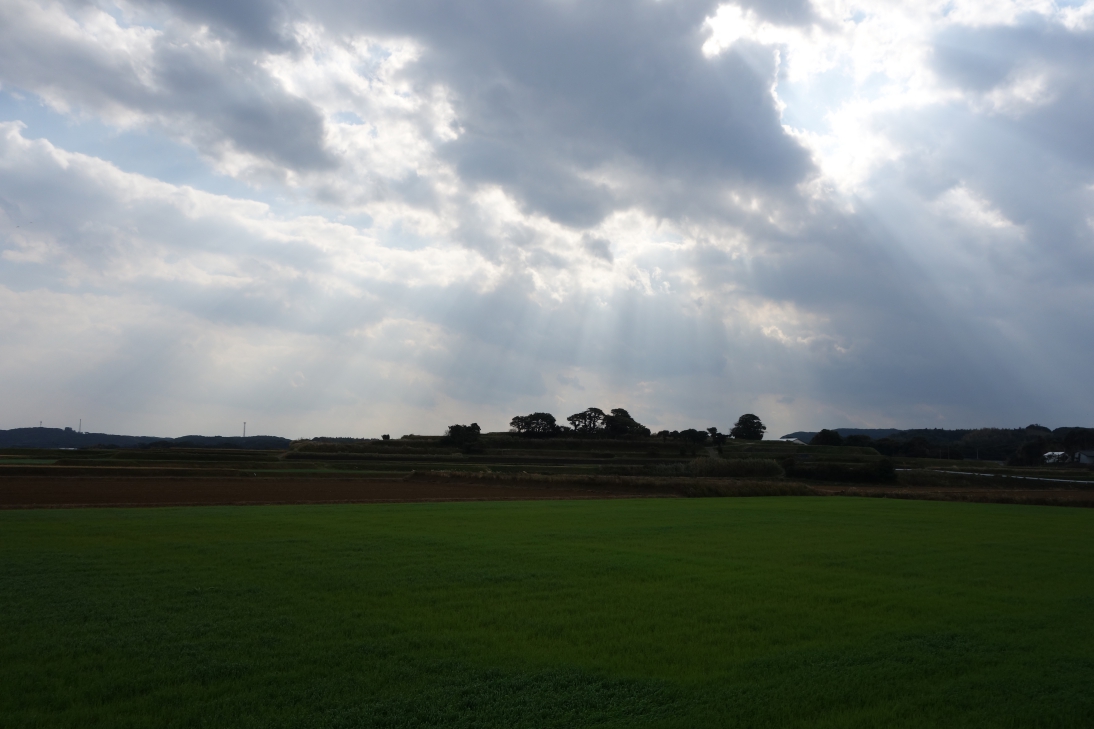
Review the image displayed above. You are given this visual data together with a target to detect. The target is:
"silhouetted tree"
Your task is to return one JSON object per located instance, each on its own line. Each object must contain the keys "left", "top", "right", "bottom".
{"left": 443, "top": 423, "right": 481, "bottom": 447}
{"left": 730, "top": 414, "right": 766, "bottom": 441}
{"left": 707, "top": 427, "right": 727, "bottom": 445}
{"left": 603, "top": 408, "right": 651, "bottom": 437}
{"left": 510, "top": 412, "right": 560, "bottom": 437}
{"left": 1064, "top": 428, "right": 1094, "bottom": 459}
{"left": 1009, "top": 437, "right": 1047, "bottom": 466}
{"left": 844, "top": 434, "right": 873, "bottom": 448}
{"left": 566, "top": 407, "right": 605, "bottom": 434}
{"left": 871, "top": 437, "right": 899, "bottom": 456}
{"left": 810, "top": 429, "right": 843, "bottom": 446}
{"left": 901, "top": 436, "right": 931, "bottom": 458}
{"left": 679, "top": 428, "right": 707, "bottom": 445}
{"left": 938, "top": 446, "right": 964, "bottom": 460}
{"left": 676, "top": 428, "right": 707, "bottom": 456}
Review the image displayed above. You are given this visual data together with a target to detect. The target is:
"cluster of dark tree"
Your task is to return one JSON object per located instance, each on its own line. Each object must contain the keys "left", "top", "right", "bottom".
{"left": 807, "top": 425, "right": 1094, "bottom": 465}
{"left": 503, "top": 410, "right": 767, "bottom": 443}
{"left": 1008, "top": 427, "right": 1094, "bottom": 466}
{"left": 656, "top": 428, "right": 713, "bottom": 445}
{"left": 506, "top": 408, "right": 651, "bottom": 438}
{"left": 442, "top": 422, "right": 481, "bottom": 446}
{"left": 653, "top": 414, "right": 766, "bottom": 445}
{"left": 650, "top": 427, "right": 713, "bottom": 456}
{"left": 438, "top": 411, "right": 769, "bottom": 448}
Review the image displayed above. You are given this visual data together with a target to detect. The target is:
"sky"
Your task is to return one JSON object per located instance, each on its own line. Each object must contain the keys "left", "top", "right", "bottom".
{"left": 0, "top": 0, "right": 1092, "bottom": 439}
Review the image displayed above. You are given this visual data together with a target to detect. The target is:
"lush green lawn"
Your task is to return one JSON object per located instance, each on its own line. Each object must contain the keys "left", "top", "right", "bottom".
{"left": 2, "top": 497, "right": 1092, "bottom": 728}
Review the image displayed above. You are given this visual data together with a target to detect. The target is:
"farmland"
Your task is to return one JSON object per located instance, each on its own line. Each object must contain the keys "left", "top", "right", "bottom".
{"left": 3, "top": 436, "right": 1093, "bottom": 726}
{"left": 3, "top": 497, "right": 1094, "bottom": 727}
{"left": 1, "top": 432, "right": 1093, "bottom": 508}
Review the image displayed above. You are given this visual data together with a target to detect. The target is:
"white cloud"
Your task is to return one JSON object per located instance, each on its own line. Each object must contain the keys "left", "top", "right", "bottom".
{"left": 1, "top": 0, "right": 1093, "bottom": 436}
{"left": 932, "top": 184, "right": 1023, "bottom": 233}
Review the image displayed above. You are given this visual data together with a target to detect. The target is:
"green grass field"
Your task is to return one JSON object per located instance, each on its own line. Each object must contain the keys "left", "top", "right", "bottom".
{"left": 2, "top": 497, "right": 1093, "bottom": 727}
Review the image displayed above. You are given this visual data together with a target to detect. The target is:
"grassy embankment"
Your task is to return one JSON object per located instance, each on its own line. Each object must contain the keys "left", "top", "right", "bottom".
{"left": 2, "top": 497, "right": 1093, "bottom": 727}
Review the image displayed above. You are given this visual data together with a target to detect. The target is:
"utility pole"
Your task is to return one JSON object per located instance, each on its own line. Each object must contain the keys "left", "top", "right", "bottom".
{"left": 243, "top": 422, "right": 246, "bottom": 438}
{"left": 78, "top": 419, "right": 81, "bottom": 433}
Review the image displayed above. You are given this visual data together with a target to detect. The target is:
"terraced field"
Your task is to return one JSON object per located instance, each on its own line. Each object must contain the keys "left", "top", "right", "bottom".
{"left": 1, "top": 433, "right": 1091, "bottom": 508}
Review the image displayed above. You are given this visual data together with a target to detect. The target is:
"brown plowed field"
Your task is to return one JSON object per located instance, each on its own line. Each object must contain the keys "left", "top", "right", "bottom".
{"left": 3, "top": 475, "right": 1092, "bottom": 509}
{"left": 0, "top": 476, "right": 670, "bottom": 509}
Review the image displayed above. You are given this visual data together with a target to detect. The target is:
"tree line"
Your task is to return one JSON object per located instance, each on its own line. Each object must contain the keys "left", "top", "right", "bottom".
{"left": 808, "top": 425, "right": 1094, "bottom": 464}
{"left": 440, "top": 409, "right": 767, "bottom": 446}
{"left": 509, "top": 408, "right": 652, "bottom": 437}
{"left": 509, "top": 408, "right": 767, "bottom": 441}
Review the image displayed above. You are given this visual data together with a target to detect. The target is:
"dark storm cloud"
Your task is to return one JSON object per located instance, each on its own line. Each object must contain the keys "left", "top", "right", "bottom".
{"left": 151, "top": 42, "right": 335, "bottom": 171}
{"left": 309, "top": 0, "right": 813, "bottom": 225}
{"left": 927, "top": 18, "right": 1094, "bottom": 277}
{"left": 773, "top": 145, "right": 1094, "bottom": 426}
{"left": 3, "top": 0, "right": 811, "bottom": 211}
{"left": 745, "top": 205, "right": 1037, "bottom": 415}
{"left": 934, "top": 19, "right": 1094, "bottom": 166}
{"left": 159, "top": 0, "right": 296, "bottom": 50}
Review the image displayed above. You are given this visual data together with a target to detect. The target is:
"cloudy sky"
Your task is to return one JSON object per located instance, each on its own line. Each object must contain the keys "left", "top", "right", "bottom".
{"left": 1, "top": 0, "right": 1091, "bottom": 439}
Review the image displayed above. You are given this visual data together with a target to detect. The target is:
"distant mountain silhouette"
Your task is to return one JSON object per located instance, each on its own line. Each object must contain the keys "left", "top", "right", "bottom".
{"left": 0, "top": 427, "right": 291, "bottom": 450}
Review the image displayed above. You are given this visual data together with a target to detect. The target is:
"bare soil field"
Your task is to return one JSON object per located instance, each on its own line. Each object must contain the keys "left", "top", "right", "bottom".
{"left": 3, "top": 472, "right": 1092, "bottom": 509}
{"left": 0, "top": 475, "right": 670, "bottom": 509}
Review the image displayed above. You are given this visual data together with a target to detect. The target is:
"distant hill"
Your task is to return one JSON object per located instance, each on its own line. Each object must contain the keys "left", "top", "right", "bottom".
{"left": 778, "top": 425, "right": 1092, "bottom": 462}
{"left": 0, "top": 427, "right": 291, "bottom": 450}
{"left": 781, "top": 428, "right": 902, "bottom": 442}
